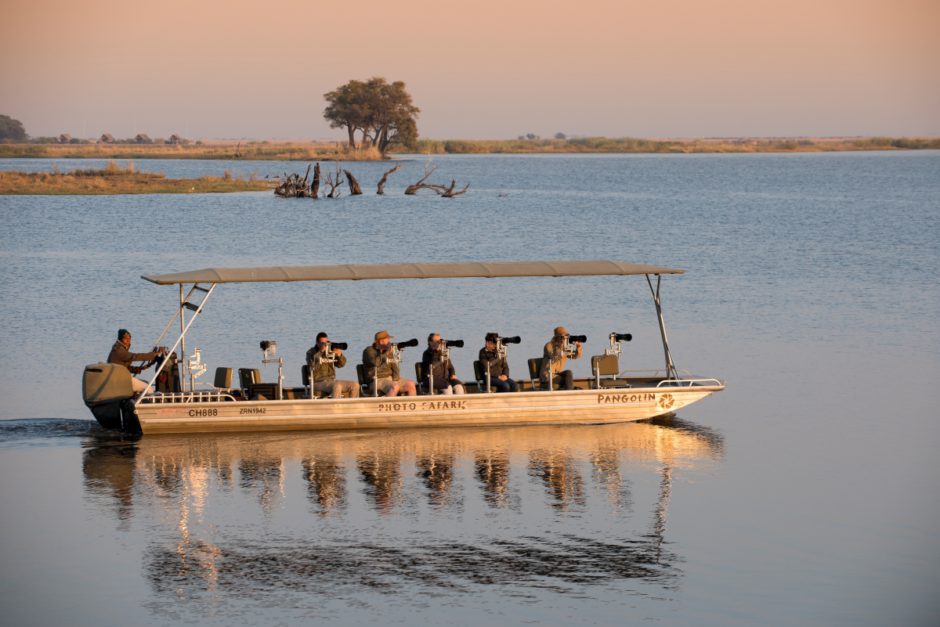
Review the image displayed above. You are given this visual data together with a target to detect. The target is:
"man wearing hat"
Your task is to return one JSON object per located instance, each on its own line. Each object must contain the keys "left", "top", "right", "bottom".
{"left": 479, "top": 332, "right": 518, "bottom": 393}
{"left": 361, "top": 330, "right": 417, "bottom": 397}
{"left": 539, "top": 326, "right": 582, "bottom": 391}
{"left": 107, "top": 328, "right": 165, "bottom": 394}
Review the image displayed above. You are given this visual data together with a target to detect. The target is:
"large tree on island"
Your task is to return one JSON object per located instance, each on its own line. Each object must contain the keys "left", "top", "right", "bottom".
{"left": 0, "top": 114, "right": 28, "bottom": 141}
{"left": 323, "top": 77, "right": 419, "bottom": 153}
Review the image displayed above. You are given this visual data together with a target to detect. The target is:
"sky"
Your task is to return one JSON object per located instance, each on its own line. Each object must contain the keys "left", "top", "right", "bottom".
{"left": 1, "top": 0, "right": 937, "bottom": 140}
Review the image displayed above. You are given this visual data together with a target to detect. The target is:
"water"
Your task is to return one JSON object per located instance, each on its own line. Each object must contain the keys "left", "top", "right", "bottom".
{"left": 1, "top": 152, "right": 938, "bottom": 625}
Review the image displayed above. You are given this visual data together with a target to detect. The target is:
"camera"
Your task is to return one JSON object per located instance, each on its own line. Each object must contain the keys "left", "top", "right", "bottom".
{"left": 611, "top": 333, "right": 632, "bottom": 343}
{"left": 396, "top": 338, "right": 419, "bottom": 349}
{"left": 566, "top": 334, "right": 587, "bottom": 343}
{"left": 326, "top": 341, "right": 348, "bottom": 351}
{"left": 499, "top": 336, "right": 521, "bottom": 344}
{"left": 441, "top": 339, "right": 464, "bottom": 348}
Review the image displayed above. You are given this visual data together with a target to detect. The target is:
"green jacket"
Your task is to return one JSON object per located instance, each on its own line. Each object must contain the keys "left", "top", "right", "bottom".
{"left": 362, "top": 344, "right": 400, "bottom": 381}
{"left": 305, "top": 346, "right": 347, "bottom": 381}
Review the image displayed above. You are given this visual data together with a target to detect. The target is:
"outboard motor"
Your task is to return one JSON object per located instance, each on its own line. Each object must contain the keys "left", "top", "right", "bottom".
{"left": 82, "top": 363, "right": 140, "bottom": 433}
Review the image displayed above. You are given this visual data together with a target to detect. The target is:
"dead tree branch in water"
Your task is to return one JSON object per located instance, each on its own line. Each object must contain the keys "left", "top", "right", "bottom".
{"left": 311, "top": 163, "right": 320, "bottom": 198}
{"left": 274, "top": 164, "right": 315, "bottom": 197}
{"left": 404, "top": 165, "right": 469, "bottom": 197}
{"left": 404, "top": 165, "right": 437, "bottom": 195}
{"left": 324, "top": 163, "right": 344, "bottom": 198}
{"left": 343, "top": 169, "right": 362, "bottom": 195}
{"left": 431, "top": 179, "right": 470, "bottom": 197}
{"left": 376, "top": 164, "right": 401, "bottom": 195}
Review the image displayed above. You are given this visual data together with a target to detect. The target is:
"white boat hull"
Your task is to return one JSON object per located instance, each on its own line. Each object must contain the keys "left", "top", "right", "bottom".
{"left": 135, "top": 385, "right": 723, "bottom": 434}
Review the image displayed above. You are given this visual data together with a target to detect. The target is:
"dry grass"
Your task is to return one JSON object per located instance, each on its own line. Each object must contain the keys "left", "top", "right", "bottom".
{"left": 0, "top": 141, "right": 385, "bottom": 161}
{"left": 0, "top": 161, "right": 274, "bottom": 195}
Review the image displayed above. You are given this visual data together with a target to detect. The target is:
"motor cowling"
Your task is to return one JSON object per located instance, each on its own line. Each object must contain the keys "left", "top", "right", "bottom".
{"left": 83, "top": 363, "right": 134, "bottom": 406}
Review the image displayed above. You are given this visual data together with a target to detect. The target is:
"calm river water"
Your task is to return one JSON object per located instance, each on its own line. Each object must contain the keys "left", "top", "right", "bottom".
{"left": 0, "top": 152, "right": 938, "bottom": 625}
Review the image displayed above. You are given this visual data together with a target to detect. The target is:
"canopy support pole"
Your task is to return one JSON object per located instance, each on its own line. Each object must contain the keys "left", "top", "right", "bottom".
{"left": 646, "top": 274, "right": 678, "bottom": 380}
{"left": 136, "top": 282, "right": 217, "bottom": 405}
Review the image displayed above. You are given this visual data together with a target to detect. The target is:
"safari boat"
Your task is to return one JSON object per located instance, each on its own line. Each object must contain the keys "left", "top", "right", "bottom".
{"left": 82, "top": 260, "right": 725, "bottom": 434}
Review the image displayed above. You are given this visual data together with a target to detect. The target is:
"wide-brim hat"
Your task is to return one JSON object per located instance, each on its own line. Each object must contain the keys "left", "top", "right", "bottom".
{"left": 374, "top": 330, "right": 392, "bottom": 341}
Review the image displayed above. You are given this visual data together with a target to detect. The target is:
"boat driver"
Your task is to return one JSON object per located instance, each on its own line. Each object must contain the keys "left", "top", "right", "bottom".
{"left": 107, "top": 328, "right": 166, "bottom": 394}
{"left": 362, "top": 330, "right": 418, "bottom": 397}
{"left": 539, "top": 326, "right": 582, "bottom": 390}
{"left": 305, "top": 332, "right": 360, "bottom": 399}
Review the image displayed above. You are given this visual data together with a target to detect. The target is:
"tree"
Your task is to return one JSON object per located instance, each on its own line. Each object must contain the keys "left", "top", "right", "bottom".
{"left": 323, "top": 77, "right": 419, "bottom": 153}
{"left": 0, "top": 115, "right": 27, "bottom": 141}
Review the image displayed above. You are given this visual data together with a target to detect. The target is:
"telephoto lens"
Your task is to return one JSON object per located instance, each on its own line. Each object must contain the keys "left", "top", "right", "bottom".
{"left": 612, "top": 333, "right": 632, "bottom": 342}
{"left": 330, "top": 342, "right": 349, "bottom": 350}
{"left": 567, "top": 334, "right": 587, "bottom": 343}
{"left": 396, "top": 338, "right": 419, "bottom": 349}
{"left": 442, "top": 339, "right": 464, "bottom": 348}
{"left": 500, "top": 336, "right": 522, "bottom": 344}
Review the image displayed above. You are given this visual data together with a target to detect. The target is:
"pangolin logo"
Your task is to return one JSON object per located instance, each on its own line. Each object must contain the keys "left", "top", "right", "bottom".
{"left": 658, "top": 393, "right": 675, "bottom": 410}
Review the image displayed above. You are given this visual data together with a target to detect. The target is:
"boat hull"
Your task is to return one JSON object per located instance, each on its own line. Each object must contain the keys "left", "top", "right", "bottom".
{"left": 134, "top": 385, "right": 723, "bottom": 434}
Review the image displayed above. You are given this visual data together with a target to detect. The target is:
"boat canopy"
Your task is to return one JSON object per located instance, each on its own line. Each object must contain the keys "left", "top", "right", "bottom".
{"left": 142, "top": 260, "right": 684, "bottom": 286}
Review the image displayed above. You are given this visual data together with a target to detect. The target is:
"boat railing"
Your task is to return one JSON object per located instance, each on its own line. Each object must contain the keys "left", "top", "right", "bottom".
{"left": 139, "top": 391, "right": 237, "bottom": 404}
{"left": 655, "top": 378, "right": 724, "bottom": 388}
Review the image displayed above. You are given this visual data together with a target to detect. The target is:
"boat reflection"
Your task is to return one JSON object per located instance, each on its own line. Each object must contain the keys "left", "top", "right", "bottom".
{"left": 82, "top": 418, "right": 723, "bottom": 602}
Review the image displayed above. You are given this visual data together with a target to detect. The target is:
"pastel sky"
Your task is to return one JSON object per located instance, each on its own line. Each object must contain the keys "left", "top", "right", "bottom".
{"left": 1, "top": 0, "right": 937, "bottom": 140}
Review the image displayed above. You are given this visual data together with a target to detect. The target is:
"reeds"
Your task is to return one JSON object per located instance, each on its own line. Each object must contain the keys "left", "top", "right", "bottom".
{"left": 0, "top": 162, "right": 272, "bottom": 195}
{"left": 404, "top": 136, "right": 940, "bottom": 155}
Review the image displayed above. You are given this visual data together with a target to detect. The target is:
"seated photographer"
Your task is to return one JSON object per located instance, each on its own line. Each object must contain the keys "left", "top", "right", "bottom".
{"left": 306, "top": 332, "right": 359, "bottom": 398}
{"left": 107, "top": 328, "right": 165, "bottom": 394}
{"left": 422, "top": 333, "right": 465, "bottom": 395}
{"left": 362, "top": 330, "right": 417, "bottom": 397}
{"left": 539, "top": 326, "right": 582, "bottom": 391}
{"left": 479, "top": 332, "right": 518, "bottom": 393}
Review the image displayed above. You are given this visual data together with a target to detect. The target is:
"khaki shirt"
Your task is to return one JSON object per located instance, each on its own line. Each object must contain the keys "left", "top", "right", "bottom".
{"left": 540, "top": 339, "right": 581, "bottom": 382}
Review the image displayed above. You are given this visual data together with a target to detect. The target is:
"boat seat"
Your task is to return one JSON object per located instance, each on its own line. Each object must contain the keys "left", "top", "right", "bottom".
{"left": 414, "top": 362, "right": 432, "bottom": 395}
{"left": 301, "top": 364, "right": 328, "bottom": 399}
{"left": 248, "top": 382, "right": 280, "bottom": 400}
{"left": 527, "top": 357, "right": 545, "bottom": 390}
{"left": 473, "top": 360, "right": 486, "bottom": 391}
{"left": 238, "top": 367, "right": 261, "bottom": 393}
{"left": 591, "top": 354, "right": 631, "bottom": 388}
{"left": 356, "top": 363, "right": 372, "bottom": 396}
{"left": 214, "top": 367, "right": 233, "bottom": 389}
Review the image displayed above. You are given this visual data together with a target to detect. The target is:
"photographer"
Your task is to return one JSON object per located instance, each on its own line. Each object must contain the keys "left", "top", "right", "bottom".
{"left": 305, "top": 332, "right": 359, "bottom": 398}
{"left": 107, "top": 328, "right": 165, "bottom": 394}
{"left": 479, "top": 332, "right": 518, "bottom": 393}
{"left": 539, "top": 326, "right": 582, "bottom": 391}
{"left": 361, "top": 330, "right": 417, "bottom": 397}
{"left": 422, "top": 333, "right": 465, "bottom": 395}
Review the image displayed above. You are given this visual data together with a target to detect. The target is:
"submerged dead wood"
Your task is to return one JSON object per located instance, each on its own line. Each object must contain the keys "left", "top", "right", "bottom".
{"left": 376, "top": 164, "right": 401, "bottom": 195}
{"left": 343, "top": 169, "right": 362, "bottom": 195}
{"left": 434, "top": 179, "right": 470, "bottom": 197}
{"left": 404, "top": 165, "right": 469, "bottom": 197}
{"left": 274, "top": 163, "right": 314, "bottom": 197}
{"left": 324, "top": 163, "right": 343, "bottom": 198}
{"left": 404, "top": 166, "right": 437, "bottom": 195}
{"left": 311, "top": 163, "right": 320, "bottom": 198}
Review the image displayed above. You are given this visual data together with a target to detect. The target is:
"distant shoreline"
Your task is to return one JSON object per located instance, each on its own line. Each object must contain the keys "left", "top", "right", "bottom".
{"left": 0, "top": 136, "right": 937, "bottom": 160}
